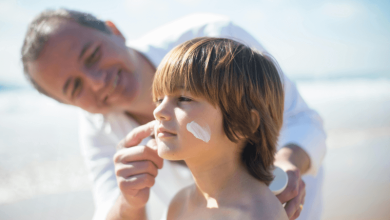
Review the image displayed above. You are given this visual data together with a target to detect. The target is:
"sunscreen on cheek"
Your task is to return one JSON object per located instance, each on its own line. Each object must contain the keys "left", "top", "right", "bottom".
{"left": 186, "top": 121, "right": 211, "bottom": 143}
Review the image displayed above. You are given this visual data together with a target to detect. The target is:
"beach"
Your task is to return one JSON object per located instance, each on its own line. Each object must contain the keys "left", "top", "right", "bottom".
{"left": 0, "top": 78, "right": 389, "bottom": 220}
{"left": 298, "top": 79, "right": 390, "bottom": 220}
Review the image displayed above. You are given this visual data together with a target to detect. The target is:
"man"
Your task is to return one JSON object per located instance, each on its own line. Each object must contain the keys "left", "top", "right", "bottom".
{"left": 21, "top": 9, "right": 326, "bottom": 220}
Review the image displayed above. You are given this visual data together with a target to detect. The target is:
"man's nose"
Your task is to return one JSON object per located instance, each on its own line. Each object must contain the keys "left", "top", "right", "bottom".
{"left": 153, "top": 98, "right": 172, "bottom": 121}
{"left": 85, "top": 70, "right": 106, "bottom": 92}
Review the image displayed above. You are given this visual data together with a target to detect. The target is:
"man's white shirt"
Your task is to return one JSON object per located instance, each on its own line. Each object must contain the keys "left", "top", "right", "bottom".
{"left": 79, "top": 13, "right": 326, "bottom": 220}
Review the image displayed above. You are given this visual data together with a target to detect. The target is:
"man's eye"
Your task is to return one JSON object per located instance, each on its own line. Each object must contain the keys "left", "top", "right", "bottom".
{"left": 85, "top": 46, "right": 101, "bottom": 67}
{"left": 178, "top": 96, "right": 192, "bottom": 102}
{"left": 71, "top": 78, "right": 83, "bottom": 98}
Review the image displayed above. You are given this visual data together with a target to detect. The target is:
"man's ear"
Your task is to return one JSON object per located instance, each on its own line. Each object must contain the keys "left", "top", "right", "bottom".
{"left": 251, "top": 109, "right": 260, "bottom": 133}
{"left": 105, "top": 20, "right": 125, "bottom": 41}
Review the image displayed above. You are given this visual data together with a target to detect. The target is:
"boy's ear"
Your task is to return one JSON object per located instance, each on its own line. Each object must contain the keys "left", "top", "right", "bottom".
{"left": 250, "top": 109, "right": 260, "bottom": 133}
{"left": 105, "top": 20, "right": 125, "bottom": 41}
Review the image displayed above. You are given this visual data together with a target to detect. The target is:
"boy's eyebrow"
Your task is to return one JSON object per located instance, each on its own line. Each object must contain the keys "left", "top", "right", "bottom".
{"left": 78, "top": 42, "right": 93, "bottom": 61}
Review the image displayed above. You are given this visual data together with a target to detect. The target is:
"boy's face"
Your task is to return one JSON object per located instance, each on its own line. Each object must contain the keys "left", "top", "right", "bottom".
{"left": 27, "top": 21, "right": 152, "bottom": 114}
{"left": 153, "top": 90, "right": 235, "bottom": 163}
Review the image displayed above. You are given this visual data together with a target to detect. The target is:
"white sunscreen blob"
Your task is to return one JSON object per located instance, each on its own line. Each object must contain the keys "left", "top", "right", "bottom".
{"left": 269, "top": 166, "right": 288, "bottom": 195}
{"left": 186, "top": 121, "right": 211, "bottom": 143}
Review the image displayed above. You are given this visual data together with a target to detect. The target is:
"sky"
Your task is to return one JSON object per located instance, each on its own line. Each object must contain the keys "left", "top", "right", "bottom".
{"left": 0, "top": 0, "right": 389, "bottom": 85}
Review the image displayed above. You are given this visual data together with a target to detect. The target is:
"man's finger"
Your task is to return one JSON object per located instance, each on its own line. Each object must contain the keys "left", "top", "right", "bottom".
{"left": 116, "top": 138, "right": 127, "bottom": 151}
{"left": 115, "top": 160, "right": 159, "bottom": 178}
{"left": 276, "top": 169, "right": 300, "bottom": 203}
{"left": 284, "top": 195, "right": 301, "bottom": 219}
{"left": 284, "top": 196, "right": 299, "bottom": 219}
{"left": 284, "top": 179, "right": 306, "bottom": 219}
{"left": 118, "top": 173, "right": 156, "bottom": 190}
{"left": 300, "top": 180, "right": 306, "bottom": 205}
{"left": 124, "top": 121, "right": 157, "bottom": 149}
{"left": 292, "top": 188, "right": 306, "bottom": 219}
{"left": 146, "top": 138, "right": 158, "bottom": 151}
{"left": 114, "top": 146, "right": 163, "bottom": 169}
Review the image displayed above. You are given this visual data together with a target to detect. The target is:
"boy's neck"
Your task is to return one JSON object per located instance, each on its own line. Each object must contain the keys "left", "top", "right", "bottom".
{"left": 185, "top": 145, "right": 269, "bottom": 208}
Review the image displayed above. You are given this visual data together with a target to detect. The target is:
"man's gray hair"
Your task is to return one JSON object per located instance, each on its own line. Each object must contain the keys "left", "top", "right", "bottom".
{"left": 21, "top": 8, "right": 111, "bottom": 97}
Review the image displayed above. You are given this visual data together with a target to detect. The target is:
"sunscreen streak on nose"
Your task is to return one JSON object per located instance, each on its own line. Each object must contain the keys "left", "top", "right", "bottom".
{"left": 186, "top": 121, "right": 211, "bottom": 143}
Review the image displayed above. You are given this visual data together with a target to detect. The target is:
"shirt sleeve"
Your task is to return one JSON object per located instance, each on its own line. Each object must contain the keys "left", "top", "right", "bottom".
{"left": 277, "top": 76, "right": 327, "bottom": 176}
{"left": 215, "top": 20, "right": 327, "bottom": 176}
{"left": 78, "top": 111, "right": 129, "bottom": 220}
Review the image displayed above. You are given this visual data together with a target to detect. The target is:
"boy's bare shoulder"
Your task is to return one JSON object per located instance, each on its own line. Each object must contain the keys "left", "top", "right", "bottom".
{"left": 254, "top": 204, "right": 288, "bottom": 220}
{"left": 167, "top": 184, "right": 288, "bottom": 220}
{"left": 166, "top": 184, "right": 194, "bottom": 220}
{"left": 251, "top": 191, "right": 288, "bottom": 220}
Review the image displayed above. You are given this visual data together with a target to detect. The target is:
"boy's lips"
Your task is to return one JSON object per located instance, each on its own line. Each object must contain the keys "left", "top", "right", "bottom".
{"left": 157, "top": 126, "right": 177, "bottom": 138}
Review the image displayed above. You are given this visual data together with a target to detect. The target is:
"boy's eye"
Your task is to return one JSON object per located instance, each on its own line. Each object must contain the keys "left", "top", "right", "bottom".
{"left": 178, "top": 96, "right": 192, "bottom": 102}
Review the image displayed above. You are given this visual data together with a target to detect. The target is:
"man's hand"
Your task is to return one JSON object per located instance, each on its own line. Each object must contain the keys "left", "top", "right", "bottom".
{"left": 112, "top": 121, "right": 163, "bottom": 217}
{"left": 274, "top": 144, "right": 310, "bottom": 220}
{"left": 275, "top": 163, "right": 306, "bottom": 220}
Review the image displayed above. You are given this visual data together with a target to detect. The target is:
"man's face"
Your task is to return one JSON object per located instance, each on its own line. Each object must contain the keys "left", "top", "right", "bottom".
{"left": 28, "top": 21, "right": 146, "bottom": 114}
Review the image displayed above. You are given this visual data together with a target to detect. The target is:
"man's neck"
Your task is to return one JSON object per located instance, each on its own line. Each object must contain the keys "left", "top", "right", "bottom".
{"left": 123, "top": 47, "right": 156, "bottom": 125}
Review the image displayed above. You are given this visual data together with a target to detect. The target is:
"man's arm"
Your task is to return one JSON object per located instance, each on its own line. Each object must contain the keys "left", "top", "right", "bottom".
{"left": 273, "top": 144, "right": 309, "bottom": 220}
{"left": 271, "top": 74, "right": 326, "bottom": 220}
{"left": 276, "top": 75, "right": 327, "bottom": 176}
{"left": 275, "top": 144, "right": 310, "bottom": 174}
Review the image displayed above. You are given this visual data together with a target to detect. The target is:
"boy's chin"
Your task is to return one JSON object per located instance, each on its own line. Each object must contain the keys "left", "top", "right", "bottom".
{"left": 157, "top": 145, "right": 183, "bottom": 161}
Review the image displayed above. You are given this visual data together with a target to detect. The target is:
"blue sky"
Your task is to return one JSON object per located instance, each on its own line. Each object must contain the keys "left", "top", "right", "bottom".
{"left": 1, "top": 0, "right": 389, "bottom": 85}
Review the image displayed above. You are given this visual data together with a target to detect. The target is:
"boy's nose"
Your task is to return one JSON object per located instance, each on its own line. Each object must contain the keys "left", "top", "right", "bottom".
{"left": 153, "top": 98, "right": 172, "bottom": 121}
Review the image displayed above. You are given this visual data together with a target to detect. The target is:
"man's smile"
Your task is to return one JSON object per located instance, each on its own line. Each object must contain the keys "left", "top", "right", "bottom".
{"left": 104, "top": 69, "right": 121, "bottom": 102}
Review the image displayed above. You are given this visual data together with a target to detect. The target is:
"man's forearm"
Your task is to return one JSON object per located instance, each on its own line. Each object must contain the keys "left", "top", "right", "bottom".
{"left": 107, "top": 194, "right": 147, "bottom": 220}
{"left": 274, "top": 144, "right": 310, "bottom": 174}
